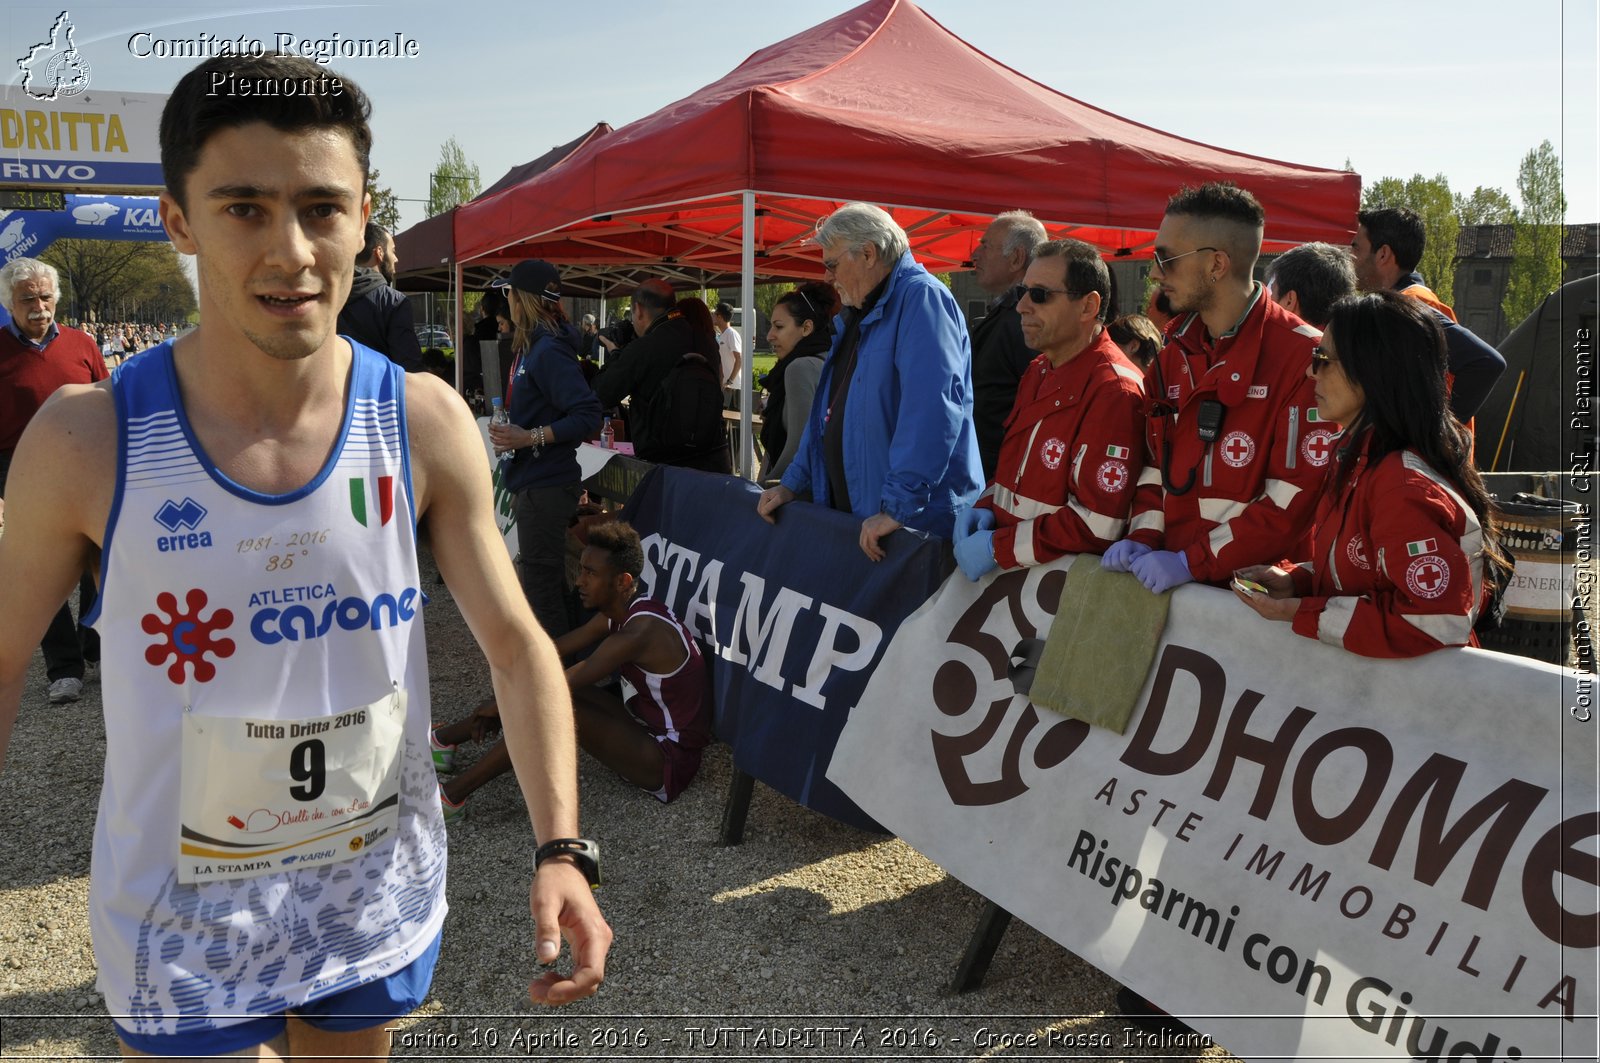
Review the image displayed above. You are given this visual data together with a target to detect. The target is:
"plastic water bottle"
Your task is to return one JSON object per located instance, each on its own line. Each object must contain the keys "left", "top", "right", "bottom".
{"left": 599, "top": 416, "right": 614, "bottom": 450}
{"left": 490, "top": 397, "right": 510, "bottom": 458}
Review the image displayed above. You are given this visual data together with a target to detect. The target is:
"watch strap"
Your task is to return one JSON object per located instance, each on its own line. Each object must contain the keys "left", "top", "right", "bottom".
{"left": 534, "top": 837, "right": 601, "bottom": 888}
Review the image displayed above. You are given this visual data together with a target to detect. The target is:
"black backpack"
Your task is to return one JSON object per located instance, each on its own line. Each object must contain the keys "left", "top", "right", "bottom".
{"left": 650, "top": 352, "right": 728, "bottom": 465}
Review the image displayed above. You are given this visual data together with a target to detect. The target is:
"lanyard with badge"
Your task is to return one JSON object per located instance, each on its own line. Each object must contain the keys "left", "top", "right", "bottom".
{"left": 177, "top": 688, "right": 408, "bottom": 883}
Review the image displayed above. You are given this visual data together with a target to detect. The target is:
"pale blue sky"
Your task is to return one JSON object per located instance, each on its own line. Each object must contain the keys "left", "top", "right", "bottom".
{"left": 4, "top": 0, "right": 1596, "bottom": 230}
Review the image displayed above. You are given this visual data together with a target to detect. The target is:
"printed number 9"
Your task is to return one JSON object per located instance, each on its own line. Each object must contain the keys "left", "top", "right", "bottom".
{"left": 289, "top": 739, "right": 326, "bottom": 801}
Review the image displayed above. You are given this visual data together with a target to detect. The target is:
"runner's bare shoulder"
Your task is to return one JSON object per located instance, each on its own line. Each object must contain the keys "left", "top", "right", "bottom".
{"left": 7, "top": 381, "right": 116, "bottom": 538}
{"left": 400, "top": 371, "right": 482, "bottom": 519}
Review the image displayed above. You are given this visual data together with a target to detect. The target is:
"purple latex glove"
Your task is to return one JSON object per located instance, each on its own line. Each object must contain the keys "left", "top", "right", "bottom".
{"left": 1130, "top": 549, "right": 1192, "bottom": 593}
{"left": 953, "top": 505, "right": 996, "bottom": 543}
{"left": 1101, "top": 539, "right": 1153, "bottom": 572}
{"left": 954, "top": 530, "right": 999, "bottom": 581}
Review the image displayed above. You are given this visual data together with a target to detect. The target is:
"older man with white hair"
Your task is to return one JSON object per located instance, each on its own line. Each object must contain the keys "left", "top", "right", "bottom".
{"left": 0, "top": 257, "right": 107, "bottom": 704}
{"left": 757, "top": 203, "right": 982, "bottom": 560}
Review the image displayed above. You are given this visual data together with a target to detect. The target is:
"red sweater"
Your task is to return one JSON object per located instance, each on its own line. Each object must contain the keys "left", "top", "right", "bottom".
{"left": 0, "top": 324, "right": 107, "bottom": 452}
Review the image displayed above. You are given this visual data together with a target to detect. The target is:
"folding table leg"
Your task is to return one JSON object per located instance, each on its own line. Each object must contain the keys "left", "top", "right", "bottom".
{"left": 951, "top": 899, "right": 1013, "bottom": 993}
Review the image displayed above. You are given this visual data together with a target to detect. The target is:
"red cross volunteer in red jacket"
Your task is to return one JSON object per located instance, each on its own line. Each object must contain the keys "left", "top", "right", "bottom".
{"left": 1103, "top": 183, "right": 1330, "bottom": 594}
{"left": 951, "top": 240, "right": 1145, "bottom": 580}
{"left": 1234, "top": 290, "right": 1504, "bottom": 657}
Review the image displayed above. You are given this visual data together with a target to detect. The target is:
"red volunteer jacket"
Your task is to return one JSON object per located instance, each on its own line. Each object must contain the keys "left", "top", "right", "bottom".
{"left": 976, "top": 329, "right": 1145, "bottom": 567}
{"left": 1128, "top": 287, "right": 1330, "bottom": 584}
{"left": 1289, "top": 435, "right": 1485, "bottom": 657}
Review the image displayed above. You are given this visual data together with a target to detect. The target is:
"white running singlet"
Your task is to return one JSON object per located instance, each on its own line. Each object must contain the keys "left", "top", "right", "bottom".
{"left": 85, "top": 341, "right": 446, "bottom": 1039}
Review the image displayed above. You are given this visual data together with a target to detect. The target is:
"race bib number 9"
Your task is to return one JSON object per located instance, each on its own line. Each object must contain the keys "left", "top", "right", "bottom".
{"left": 178, "top": 690, "right": 407, "bottom": 883}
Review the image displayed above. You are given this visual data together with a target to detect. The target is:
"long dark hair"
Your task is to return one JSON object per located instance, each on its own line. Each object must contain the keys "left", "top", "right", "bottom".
{"left": 1324, "top": 290, "right": 1505, "bottom": 567}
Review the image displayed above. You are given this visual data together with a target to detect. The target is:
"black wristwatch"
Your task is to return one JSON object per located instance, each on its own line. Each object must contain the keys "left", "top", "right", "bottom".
{"left": 534, "top": 837, "right": 601, "bottom": 889}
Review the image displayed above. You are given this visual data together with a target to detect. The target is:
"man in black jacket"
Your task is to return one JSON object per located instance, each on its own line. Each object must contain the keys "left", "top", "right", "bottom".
{"left": 593, "top": 279, "right": 724, "bottom": 469}
{"left": 969, "top": 211, "right": 1047, "bottom": 478}
{"left": 337, "top": 222, "right": 424, "bottom": 370}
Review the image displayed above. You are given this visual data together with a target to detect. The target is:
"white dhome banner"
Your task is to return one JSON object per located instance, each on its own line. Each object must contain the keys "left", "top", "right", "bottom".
{"left": 828, "top": 557, "right": 1598, "bottom": 1062}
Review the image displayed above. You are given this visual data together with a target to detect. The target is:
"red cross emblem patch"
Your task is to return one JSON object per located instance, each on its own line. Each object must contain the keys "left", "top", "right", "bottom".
{"left": 1302, "top": 428, "right": 1338, "bottom": 467}
{"left": 1405, "top": 554, "right": 1450, "bottom": 600}
{"left": 1097, "top": 459, "right": 1128, "bottom": 493}
{"left": 1219, "top": 431, "right": 1256, "bottom": 468}
{"left": 1041, "top": 437, "right": 1067, "bottom": 470}
{"left": 1345, "top": 535, "right": 1370, "bottom": 570}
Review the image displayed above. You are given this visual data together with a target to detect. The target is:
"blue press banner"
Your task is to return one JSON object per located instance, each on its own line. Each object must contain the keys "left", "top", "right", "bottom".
{"left": 621, "top": 466, "right": 952, "bottom": 830}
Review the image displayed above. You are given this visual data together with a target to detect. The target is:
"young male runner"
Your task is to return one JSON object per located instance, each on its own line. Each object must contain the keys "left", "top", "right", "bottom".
{"left": 0, "top": 53, "right": 610, "bottom": 1059}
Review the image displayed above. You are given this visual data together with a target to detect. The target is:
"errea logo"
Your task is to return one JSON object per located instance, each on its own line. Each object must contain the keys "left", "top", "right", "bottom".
{"left": 154, "top": 497, "right": 214, "bottom": 552}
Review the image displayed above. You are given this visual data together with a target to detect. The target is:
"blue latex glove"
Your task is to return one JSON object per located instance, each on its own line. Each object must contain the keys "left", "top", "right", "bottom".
{"left": 954, "top": 530, "right": 999, "bottom": 581}
{"left": 1130, "top": 549, "right": 1192, "bottom": 593}
{"left": 953, "top": 505, "right": 996, "bottom": 543}
{"left": 1101, "top": 539, "right": 1152, "bottom": 572}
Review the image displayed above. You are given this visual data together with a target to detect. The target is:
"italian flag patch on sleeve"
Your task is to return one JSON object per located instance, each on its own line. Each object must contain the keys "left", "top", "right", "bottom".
{"left": 1306, "top": 408, "right": 1325, "bottom": 423}
{"left": 1406, "top": 538, "right": 1438, "bottom": 556}
{"left": 1106, "top": 445, "right": 1130, "bottom": 459}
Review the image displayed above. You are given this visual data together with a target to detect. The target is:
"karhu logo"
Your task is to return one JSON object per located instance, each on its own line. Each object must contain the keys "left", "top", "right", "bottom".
{"left": 154, "top": 498, "right": 214, "bottom": 552}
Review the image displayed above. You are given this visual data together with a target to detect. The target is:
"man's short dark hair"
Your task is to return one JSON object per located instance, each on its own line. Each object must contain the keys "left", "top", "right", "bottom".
{"left": 358, "top": 221, "right": 388, "bottom": 263}
{"left": 1356, "top": 206, "right": 1426, "bottom": 273}
{"left": 586, "top": 521, "right": 644, "bottom": 581}
{"left": 1165, "top": 182, "right": 1265, "bottom": 228}
{"left": 713, "top": 302, "right": 735, "bottom": 322}
{"left": 1265, "top": 242, "right": 1356, "bottom": 329}
{"left": 160, "top": 53, "right": 373, "bottom": 209}
{"left": 1034, "top": 239, "right": 1111, "bottom": 310}
{"left": 1164, "top": 182, "right": 1265, "bottom": 278}
{"left": 632, "top": 279, "right": 676, "bottom": 315}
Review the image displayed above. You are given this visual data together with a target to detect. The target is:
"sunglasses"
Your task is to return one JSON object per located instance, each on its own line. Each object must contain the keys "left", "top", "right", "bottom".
{"left": 1310, "top": 345, "right": 1339, "bottom": 373}
{"left": 1020, "top": 285, "right": 1087, "bottom": 305}
{"left": 1151, "top": 246, "right": 1217, "bottom": 272}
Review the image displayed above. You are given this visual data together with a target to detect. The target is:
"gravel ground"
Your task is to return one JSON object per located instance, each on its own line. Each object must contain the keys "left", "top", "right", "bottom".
{"left": 0, "top": 552, "right": 1244, "bottom": 1062}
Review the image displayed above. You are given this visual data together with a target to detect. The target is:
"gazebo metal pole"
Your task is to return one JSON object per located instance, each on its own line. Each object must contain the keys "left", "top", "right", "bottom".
{"left": 740, "top": 191, "right": 757, "bottom": 478}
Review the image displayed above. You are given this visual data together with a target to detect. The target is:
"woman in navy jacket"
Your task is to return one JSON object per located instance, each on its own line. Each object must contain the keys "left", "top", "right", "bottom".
{"left": 491, "top": 260, "right": 603, "bottom": 638}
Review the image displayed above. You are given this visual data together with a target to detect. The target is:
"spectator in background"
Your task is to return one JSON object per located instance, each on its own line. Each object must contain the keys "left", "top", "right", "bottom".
{"left": 1263, "top": 241, "right": 1356, "bottom": 329}
{"left": 712, "top": 302, "right": 742, "bottom": 405}
{"left": 1106, "top": 313, "right": 1162, "bottom": 370}
{"left": 1104, "top": 182, "right": 1325, "bottom": 596}
{"left": 1235, "top": 290, "right": 1506, "bottom": 656}
{"left": 952, "top": 240, "right": 1146, "bottom": 580}
{"left": 490, "top": 260, "right": 603, "bottom": 640}
{"left": 432, "top": 521, "right": 711, "bottom": 815}
{"left": 337, "top": 221, "right": 424, "bottom": 370}
{"left": 1350, "top": 206, "right": 1504, "bottom": 420}
{"left": 1, "top": 258, "right": 106, "bottom": 703}
{"left": 578, "top": 313, "right": 600, "bottom": 363}
{"left": 968, "top": 210, "right": 1048, "bottom": 478}
{"left": 757, "top": 203, "right": 983, "bottom": 558}
{"left": 595, "top": 280, "right": 729, "bottom": 471}
{"left": 758, "top": 281, "right": 836, "bottom": 482}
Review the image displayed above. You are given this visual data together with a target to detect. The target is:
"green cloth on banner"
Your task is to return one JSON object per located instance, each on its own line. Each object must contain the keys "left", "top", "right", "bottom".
{"left": 1030, "top": 555, "right": 1170, "bottom": 733}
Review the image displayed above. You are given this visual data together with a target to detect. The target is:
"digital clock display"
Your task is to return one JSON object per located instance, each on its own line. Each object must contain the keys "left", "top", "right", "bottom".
{"left": 0, "top": 190, "right": 68, "bottom": 211}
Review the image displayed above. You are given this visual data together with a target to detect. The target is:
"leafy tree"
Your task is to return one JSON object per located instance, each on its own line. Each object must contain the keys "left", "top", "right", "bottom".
{"left": 1502, "top": 140, "right": 1567, "bottom": 327}
{"left": 426, "top": 136, "right": 481, "bottom": 218}
{"left": 1361, "top": 173, "right": 1459, "bottom": 298}
{"left": 42, "top": 239, "right": 192, "bottom": 324}
{"left": 1454, "top": 185, "right": 1516, "bottom": 227}
{"left": 366, "top": 167, "right": 402, "bottom": 232}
